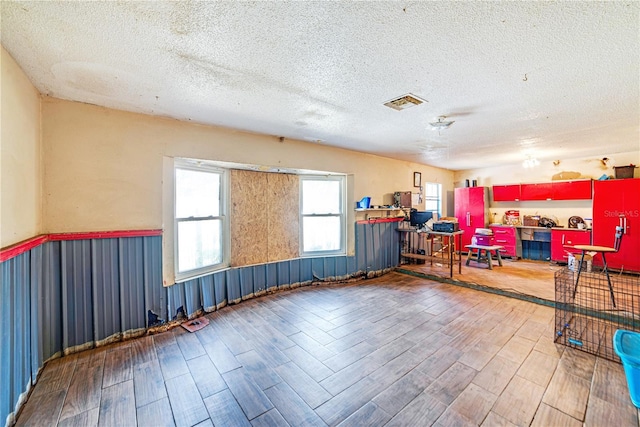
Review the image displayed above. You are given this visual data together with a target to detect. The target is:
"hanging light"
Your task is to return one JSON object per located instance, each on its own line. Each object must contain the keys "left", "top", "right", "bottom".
{"left": 523, "top": 156, "right": 540, "bottom": 168}
{"left": 429, "top": 116, "right": 455, "bottom": 130}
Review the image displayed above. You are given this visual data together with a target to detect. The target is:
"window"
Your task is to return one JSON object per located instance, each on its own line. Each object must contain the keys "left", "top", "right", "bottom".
{"left": 424, "top": 182, "right": 442, "bottom": 215}
{"left": 175, "top": 161, "right": 228, "bottom": 280}
{"left": 300, "top": 175, "right": 346, "bottom": 255}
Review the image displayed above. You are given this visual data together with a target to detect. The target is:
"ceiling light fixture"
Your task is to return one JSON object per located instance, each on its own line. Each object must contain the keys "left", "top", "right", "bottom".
{"left": 429, "top": 116, "right": 455, "bottom": 130}
{"left": 523, "top": 156, "right": 540, "bottom": 168}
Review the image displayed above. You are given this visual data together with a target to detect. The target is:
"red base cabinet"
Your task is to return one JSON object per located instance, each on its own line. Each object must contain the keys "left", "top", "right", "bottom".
{"left": 551, "top": 229, "right": 591, "bottom": 262}
{"left": 490, "top": 225, "right": 521, "bottom": 258}
{"left": 454, "top": 187, "right": 489, "bottom": 249}
{"left": 592, "top": 178, "right": 640, "bottom": 272}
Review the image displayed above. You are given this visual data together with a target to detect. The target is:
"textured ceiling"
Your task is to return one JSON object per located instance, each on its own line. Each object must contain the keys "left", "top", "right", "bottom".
{"left": 2, "top": 1, "right": 639, "bottom": 170}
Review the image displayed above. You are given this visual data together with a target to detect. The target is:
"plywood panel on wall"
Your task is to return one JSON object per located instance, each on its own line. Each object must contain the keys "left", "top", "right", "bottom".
{"left": 267, "top": 173, "right": 299, "bottom": 262}
{"left": 230, "top": 170, "right": 268, "bottom": 266}
{"left": 230, "top": 170, "right": 299, "bottom": 267}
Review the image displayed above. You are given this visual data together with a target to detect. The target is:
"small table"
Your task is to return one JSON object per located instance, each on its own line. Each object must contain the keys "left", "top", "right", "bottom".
{"left": 397, "top": 229, "right": 464, "bottom": 277}
{"left": 465, "top": 244, "right": 505, "bottom": 270}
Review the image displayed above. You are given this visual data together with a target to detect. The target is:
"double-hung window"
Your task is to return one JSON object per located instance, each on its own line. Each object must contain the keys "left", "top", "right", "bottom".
{"left": 424, "top": 182, "right": 442, "bottom": 215}
{"left": 300, "top": 175, "right": 346, "bottom": 256}
{"left": 175, "top": 160, "right": 228, "bottom": 280}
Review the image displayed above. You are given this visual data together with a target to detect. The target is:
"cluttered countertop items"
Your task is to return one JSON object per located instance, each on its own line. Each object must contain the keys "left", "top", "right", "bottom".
{"left": 493, "top": 210, "right": 592, "bottom": 230}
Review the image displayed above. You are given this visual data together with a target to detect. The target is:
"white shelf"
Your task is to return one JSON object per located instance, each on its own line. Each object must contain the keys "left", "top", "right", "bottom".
{"left": 355, "top": 207, "right": 408, "bottom": 220}
{"left": 355, "top": 207, "right": 406, "bottom": 212}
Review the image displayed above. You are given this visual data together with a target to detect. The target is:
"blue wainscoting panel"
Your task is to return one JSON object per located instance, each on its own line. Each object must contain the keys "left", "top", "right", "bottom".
{"left": 226, "top": 269, "right": 241, "bottom": 304}
{"left": 28, "top": 246, "right": 44, "bottom": 383}
{"left": 213, "top": 270, "right": 227, "bottom": 309}
{"left": 13, "top": 254, "right": 31, "bottom": 418}
{"left": 355, "top": 221, "right": 400, "bottom": 275}
{"left": 183, "top": 278, "right": 202, "bottom": 317}
{"left": 0, "top": 252, "right": 32, "bottom": 427}
{"left": 39, "top": 242, "right": 63, "bottom": 360}
{"left": 91, "top": 239, "right": 121, "bottom": 344}
{"left": 61, "top": 240, "right": 94, "bottom": 353}
{"left": 355, "top": 222, "right": 367, "bottom": 273}
{"left": 167, "top": 283, "right": 187, "bottom": 320}
{"left": 240, "top": 267, "right": 254, "bottom": 300}
{"left": 266, "top": 263, "right": 278, "bottom": 291}
{"left": 0, "top": 256, "right": 11, "bottom": 425}
{"left": 252, "top": 264, "right": 267, "bottom": 296}
{"left": 335, "top": 256, "right": 348, "bottom": 278}
{"left": 299, "top": 258, "right": 314, "bottom": 283}
{"left": 119, "top": 238, "right": 147, "bottom": 335}
{"left": 288, "top": 259, "right": 300, "bottom": 285}
{"left": 277, "top": 260, "right": 291, "bottom": 288}
{"left": 143, "top": 236, "right": 165, "bottom": 324}
{"left": 199, "top": 275, "right": 216, "bottom": 312}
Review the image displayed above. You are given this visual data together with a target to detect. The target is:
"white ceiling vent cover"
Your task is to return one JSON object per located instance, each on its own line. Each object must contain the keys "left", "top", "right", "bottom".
{"left": 383, "top": 94, "right": 426, "bottom": 111}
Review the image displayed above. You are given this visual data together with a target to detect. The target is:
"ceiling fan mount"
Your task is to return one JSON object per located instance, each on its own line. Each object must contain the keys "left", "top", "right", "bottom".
{"left": 429, "top": 116, "right": 455, "bottom": 130}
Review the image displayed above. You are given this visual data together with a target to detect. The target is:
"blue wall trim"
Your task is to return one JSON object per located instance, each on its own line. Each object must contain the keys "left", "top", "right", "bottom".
{"left": 0, "top": 219, "right": 399, "bottom": 426}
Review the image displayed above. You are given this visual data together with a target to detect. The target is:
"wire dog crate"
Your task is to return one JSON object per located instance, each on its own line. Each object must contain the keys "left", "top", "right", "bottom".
{"left": 555, "top": 266, "right": 640, "bottom": 362}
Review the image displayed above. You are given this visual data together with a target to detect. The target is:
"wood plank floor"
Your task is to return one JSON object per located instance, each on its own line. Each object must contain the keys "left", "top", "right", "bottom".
{"left": 402, "top": 257, "right": 562, "bottom": 301}
{"left": 16, "top": 272, "right": 639, "bottom": 426}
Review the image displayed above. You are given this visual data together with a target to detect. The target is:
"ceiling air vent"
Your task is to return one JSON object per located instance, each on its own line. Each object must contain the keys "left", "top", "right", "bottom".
{"left": 383, "top": 94, "right": 426, "bottom": 111}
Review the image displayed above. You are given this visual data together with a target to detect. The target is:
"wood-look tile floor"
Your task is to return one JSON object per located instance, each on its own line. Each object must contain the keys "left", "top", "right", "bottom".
{"left": 16, "top": 272, "right": 639, "bottom": 427}
{"left": 402, "top": 257, "right": 561, "bottom": 301}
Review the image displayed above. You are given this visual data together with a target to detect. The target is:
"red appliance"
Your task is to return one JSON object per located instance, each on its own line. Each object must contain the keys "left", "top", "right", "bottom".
{"left": 455, "top": 187, "right": 489, "bottom": 249}
{"left": 592, "top": 178, "right": 640, "bottom": 272}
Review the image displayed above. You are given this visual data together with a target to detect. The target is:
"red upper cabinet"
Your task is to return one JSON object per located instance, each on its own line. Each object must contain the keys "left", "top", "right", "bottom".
{"left": 551, "top": 180, "right": 592, "bottom": 200}
{"left": 592, "top": 178, "right": 640, "bottom": 272}
{"left": 493, "top": 184, "right": 521, "bottom": 202}
{"left": 518, "top": 180, "right": 591, "bottom": 201}
{"left": 455, "top": 187, "right": 489, "bottom": 248}
{"left": 520, "top": 183, "right": 553, "bottom": 200}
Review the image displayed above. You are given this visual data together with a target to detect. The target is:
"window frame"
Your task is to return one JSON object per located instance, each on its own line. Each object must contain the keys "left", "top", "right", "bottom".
{"left": 424, "top": 182, "right": 442, "bottom": 216}
{"left": 174, "top": 159, "right": 230, "bottom": 282}
{"left": 299, "top": 175, "right": 346, "bottom": 257}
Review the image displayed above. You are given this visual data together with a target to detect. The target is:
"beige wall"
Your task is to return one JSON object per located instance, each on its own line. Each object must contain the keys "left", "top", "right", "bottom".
{"left": 1, "top": 46, "right": 42, "bottom": 247}
{"left": 42, "top": 98, "right": 453, "bottom": 234}
{"left": 41, "top": 98, "right": 454, "bottom": 283}
{"left": 454, "top": 150, "right": 640, "bottom": 227}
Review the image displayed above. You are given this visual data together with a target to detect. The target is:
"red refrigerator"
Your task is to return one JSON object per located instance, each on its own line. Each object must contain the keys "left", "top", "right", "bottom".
{"left": 592, "top": 178, "right": 640, "bottom": 272}
{"left": 454, "top": 187, "right": 489, "bottom": 249}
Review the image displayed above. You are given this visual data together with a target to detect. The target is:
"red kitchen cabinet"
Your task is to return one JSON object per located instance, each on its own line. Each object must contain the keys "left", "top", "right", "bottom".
{"left": 520, "top": 183, "right": 553, "bottom": 200}
{"left": 455, "top": 187, "right": 489, "bottom": 248}
{"left": 551, "top": 229, "right": 591, "bottom": 262}
{"left": 592, "top": 178, "right": 640, "bottom": 272}
{"left": 493, "top": 184, "right": 521, "bottom": 202}
{"left": 551, "top": 180, "right": 592, "bottom": 200}
{"left": 490, "top": 225, "right": 521, "bottom": 258}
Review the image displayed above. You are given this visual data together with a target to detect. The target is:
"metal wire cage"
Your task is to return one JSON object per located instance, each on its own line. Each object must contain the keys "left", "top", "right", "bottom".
{"left": 555, "top": 266, "right": 640, "bottom": 362}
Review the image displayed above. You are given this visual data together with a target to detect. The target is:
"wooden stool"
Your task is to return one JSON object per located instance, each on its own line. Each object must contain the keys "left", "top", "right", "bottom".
{"left": 465, "top": 244, "right": 505, "bottom": 270}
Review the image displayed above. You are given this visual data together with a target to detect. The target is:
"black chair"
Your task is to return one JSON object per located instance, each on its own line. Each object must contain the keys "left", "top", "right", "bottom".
{"left": 573, "top": 225, "right": 624, "bottom": 307}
